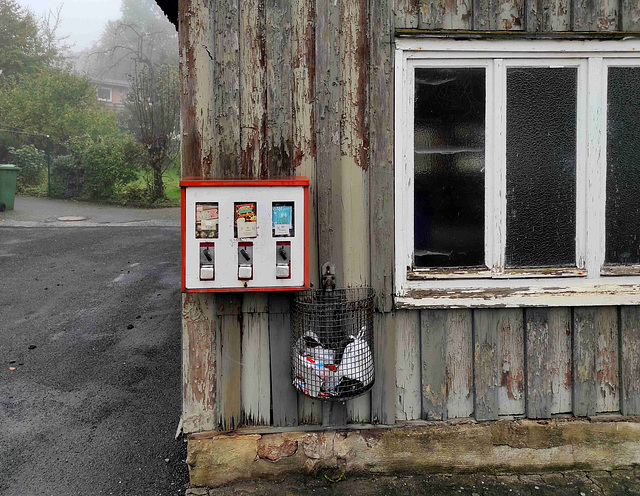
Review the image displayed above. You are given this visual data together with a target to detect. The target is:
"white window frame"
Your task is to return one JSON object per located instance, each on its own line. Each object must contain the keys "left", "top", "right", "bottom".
{"left": 395, "top": 38, "right": 640, "bottom": 308}
{"left": 97, "top": 87, "right": 112, "bottom": 102}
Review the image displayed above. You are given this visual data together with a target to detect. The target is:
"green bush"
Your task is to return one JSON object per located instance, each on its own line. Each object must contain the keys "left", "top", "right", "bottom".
{"left": 49, "top": 136, "right": 141, "bottom": 200}
{"left": 8, "top": 145, "right": 45, "bottom": 192}
{"left": 50, "top": 154, "right": 81, "bottom": 199}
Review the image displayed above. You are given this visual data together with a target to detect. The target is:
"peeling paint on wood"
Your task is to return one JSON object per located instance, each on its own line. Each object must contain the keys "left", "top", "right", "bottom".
{"left": 179, "top": 0, "right": 215, "bottom": 177}
{"left": 595, "top": 307, "right": 619, "bottom": 413}
{"left": 371, "top": 312, "right": 397, "bottom": 424}
{"left": 268, "top": 294, "right": 298, "bottom": 427}
{"left": 395, "top": 311, "right": 422, "bottom": 421}
{"left": 574, "top": 0, "right": 619, "bottom": 31}
{"left": 298, "top": 394, "right": 323, "bottom": 425}
{"left": 497, "top": 309, "right": 525, "bottom": 415}
{"left": 527, "top": 0, "right": 570, "bottom": 31}
{"left": 217, "top": 295, "right": 243, "bottom": 431}
{"left": 292, "top": 0, "right": 318, "bottom": 288}
{"left": 370, "top": 0, "right": 395, "bottom": 313}
{"left": 622, "top": 0, "right": 640, "bottom": 31}
{"left": 621, "top": 307, "right": 640, "bottom": 415}
{"left": 240, "top": 0, "right": 266, "bottom": 177}
{"left": 214, "top": 0, "right": 241, "bottom": 176}
{"left": 474, "top": 310, "right": 501, "bottom": 420}
{"left": 182, "top": 293, "right": 217, "bottom": 433}
{"left": 573, "top": 307, "right": 598, "bottom": 417}
{"left": 525, "top": 308, "right": 572, "bottom": 419}
{"left": 266, "top": 0, "right": 293, "bottom": 177}
{"left": 421, "top": 310, "right": 447, "bottom": 420}
{"left": 241, "top": 294, "right": 271, "bottom": 426}
{"left": 418, "top": 0, "right": 473, "bottom": 29}
{"left": 474, "top": 0, "right": 524, "bottom": 30}
{"left": 446, "top": 310, "right": 473, "bottom": 418}
{"left": 395, "top": 0, "right": 420, "bottom": 28}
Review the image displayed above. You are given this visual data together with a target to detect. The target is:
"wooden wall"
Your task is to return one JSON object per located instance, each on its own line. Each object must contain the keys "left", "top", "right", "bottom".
{"left": 178, "top": 0, "right": 640, "bottom": 434}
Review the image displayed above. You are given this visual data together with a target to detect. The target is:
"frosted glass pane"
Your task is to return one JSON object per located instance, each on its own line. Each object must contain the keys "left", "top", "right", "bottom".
{"left": 414, "top": 68, "right": 485, "bottom": 268}
{"left": 606, "top": 67, "right": 640, "bottom": 265}
{"left": 505, "top": 67, "right": 577, "bottom": 268}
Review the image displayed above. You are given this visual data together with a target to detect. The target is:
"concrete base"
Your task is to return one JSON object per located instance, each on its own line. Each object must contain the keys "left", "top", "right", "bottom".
{"left": 186, "top": 418, "right": 640, "bottom": 488}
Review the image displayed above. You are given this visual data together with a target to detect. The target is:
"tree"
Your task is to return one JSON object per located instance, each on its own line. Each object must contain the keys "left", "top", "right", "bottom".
{"left": 0, "top": 0, "right": 66, "bottom": 77}
{"left": 126, "top": 61, "right": 179, "bottom": 200}
{"left": 0, "top": 67, "right": 121, "bottom": 154}
{"left": 80, "top": 0, "right": 179, "bottom": 201}
{"left": 0, "top": 0, "right": 44, "bottom": 76}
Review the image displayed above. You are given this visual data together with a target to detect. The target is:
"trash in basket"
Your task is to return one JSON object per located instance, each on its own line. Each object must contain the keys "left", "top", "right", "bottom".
{"left": 291, "top": 288, "right": 375, "bottom": 401}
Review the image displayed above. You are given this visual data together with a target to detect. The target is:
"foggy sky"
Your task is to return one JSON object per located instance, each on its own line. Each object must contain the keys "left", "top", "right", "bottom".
{"left": 18, "top": 0, "right": 122, "bottom": 51}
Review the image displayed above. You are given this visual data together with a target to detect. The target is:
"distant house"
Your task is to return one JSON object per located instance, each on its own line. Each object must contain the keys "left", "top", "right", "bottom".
{"left": 94, "top": 78, "right": 129, "bottom": 111}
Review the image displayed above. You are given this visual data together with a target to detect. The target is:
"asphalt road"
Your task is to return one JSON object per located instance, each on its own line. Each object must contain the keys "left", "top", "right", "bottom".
{"left": 0, "top": 221, "right": 187, "bottom": 495}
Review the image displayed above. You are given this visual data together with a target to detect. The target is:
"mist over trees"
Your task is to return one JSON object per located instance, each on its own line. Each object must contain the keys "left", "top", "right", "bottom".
{"left": 79, "top": 0, "right": 179, "bottom": 201}
{"left": 0, "top": 0, "right": 179, "bottom": 204}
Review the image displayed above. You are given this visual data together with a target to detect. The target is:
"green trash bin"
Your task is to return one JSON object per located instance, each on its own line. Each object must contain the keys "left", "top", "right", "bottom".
{"left": 0, "top": 164, "right": 21, "bottom": 211}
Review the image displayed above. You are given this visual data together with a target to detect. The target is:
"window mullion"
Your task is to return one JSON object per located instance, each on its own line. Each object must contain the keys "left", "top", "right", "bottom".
{"left": 575, "top": 59, "right": 589, "bottom": 270}
{"left": 585, "top": 57, "right": 606, "bottom": 278}
{"left": 489, "top": 58, "right": 506, "bottom": 275}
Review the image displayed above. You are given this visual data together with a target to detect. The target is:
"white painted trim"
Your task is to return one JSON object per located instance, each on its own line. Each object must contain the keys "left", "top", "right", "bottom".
{"left": 396, "top": 38, "right": 640, "bottom": 54}
{"left": 394, "top": 39, "right": 640, "bottom": 304}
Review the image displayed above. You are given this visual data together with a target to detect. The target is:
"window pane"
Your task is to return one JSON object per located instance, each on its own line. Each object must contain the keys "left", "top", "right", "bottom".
{"left": 413, "top": 67, "right": 485, "bottom": 268}
{"left": 606, "top": 67, "right": 640, "bottom": 265}
{"left": 505, "top": 67, "right": 577, "bottom": 267}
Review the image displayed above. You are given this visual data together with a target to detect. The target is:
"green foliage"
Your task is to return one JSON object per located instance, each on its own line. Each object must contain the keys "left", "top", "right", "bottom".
{"left": 0, "top": 67, "right": 121, "bottom": 154}
{"left": 0, "top": 0, "right": 46, "bottom": 76}
{"left": 7, "top": 144, "right": 45, "bottom": 191}
{"left": 50, "top": 135, "right": 142, "bottom": 200}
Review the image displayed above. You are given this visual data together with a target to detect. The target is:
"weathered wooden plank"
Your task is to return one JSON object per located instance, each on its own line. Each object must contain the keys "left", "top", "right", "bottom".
{"left": 621, "top": 0, "right": 640, "bottom": 31}
{"left": 266, "top": 0, "right": 293, "bottom": 177}
{"left": 474, "top": 0, "right": 524, "bottom": 30}
{"left": 573, "top": 0, "right": 619, "bottom": 31}
{"left": 241, "top": 294, "right": 270, "bottom": 426}
{"left": 596, "top": 307, "right": 619, "bottom": 413}
{"left": 292, "top": 0, "right": 318, "bottom": 287}
{"left": 316, "top": 0, "right": 344, "bottom": 426}
{"left": 395, "top": 310, "right": 422, "bottom": 421}
{"left": 178, "top": 0, "right": 215, "bottom": 177}
{"left": 526, "top": 308, "right": 572, "bottom": 419}
{"left": 370, "top": 0, "right": 395, "bottom": 313}
{"left": 216, "top": 294, "right": 243, "bottom": 431}
{"left": 340, "top": 0, "right": 370, "bottom": 288}
{"left": 497, "top": 309, "right": 525, "bottom": 416}
{"left": 621, "top": 307, "right": 640, "bottom": 415}
{"left": 371, "top": 312, "right": 397, "bottom": 424}
{"left": 474, "top": 309, "right": 525, "bottom": 419}
{"left": 182, "top": 293, "right": 217, "bottom": 433}
{"left": 527, "top": 0, "right": 570, "bottom": 32}
{"left": 298, "top": 394, "right": 323, "bottom": 424}
{"left": 549, "top": 308, "right": 572, "bottom": 414}
{"left": 573, "top": 307, "right": 597, "bottom": 417}
{"left": 421, "top": 309, "right": 447, "bottom": 420}
{"left": 418, "top": 0, "right": 473, "bottom": 29}
{"left": 268, "top": 294, "right": 298, "bottom": 427}
{"left": 446, "top": 310, "right": 473, "bottom": 418}
{"left": 214, "top": 0, "right": 241, "bottom": 176}
{"left": 240, "top": 0, "right": 266, "bottom": 177}
{"left": 316, "top": 0, "right": 343, "bottom": 285}
{"left": 323, "top": 401, "right": 348, "bottom": 426}
{"left": 474, "top": 310, "right": 500, "bottom": 421}
{"left": 395, "top": 0, "right": 420, "bottom": 28}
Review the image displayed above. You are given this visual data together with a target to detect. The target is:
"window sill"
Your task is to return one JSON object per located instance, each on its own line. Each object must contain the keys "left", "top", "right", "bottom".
{"left": 408, "top": 267, "right": 586, "bottom": 280}
{"left": 396, "top": 279, "right": 640, "bottom": 308}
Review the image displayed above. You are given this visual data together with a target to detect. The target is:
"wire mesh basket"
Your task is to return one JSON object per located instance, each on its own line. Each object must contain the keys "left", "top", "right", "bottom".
{"left": 291, "top": 288, "right": 375, "bottom": 401}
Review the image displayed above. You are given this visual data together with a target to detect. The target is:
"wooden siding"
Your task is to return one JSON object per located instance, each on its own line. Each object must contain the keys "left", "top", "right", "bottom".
{"left": 395, "top": 0, "right": 640, "bottom": 31}
{"left": 179, "top": 0, "right": 640, "bottom": 434}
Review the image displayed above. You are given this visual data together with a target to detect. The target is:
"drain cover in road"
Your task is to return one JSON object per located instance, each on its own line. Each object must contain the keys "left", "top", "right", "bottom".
{"left": 57, "top": 216, "right": 87, "bottom": 221}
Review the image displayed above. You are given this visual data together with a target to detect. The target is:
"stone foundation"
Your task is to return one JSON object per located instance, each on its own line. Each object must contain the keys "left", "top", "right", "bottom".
{"left": 186, "top": 418, "right": 640, "bottom": 488}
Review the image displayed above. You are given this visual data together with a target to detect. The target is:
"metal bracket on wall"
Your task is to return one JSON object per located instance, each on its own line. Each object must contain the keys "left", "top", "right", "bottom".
{"left": 321, "top": 262, "right": 336, "bottom": 292}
